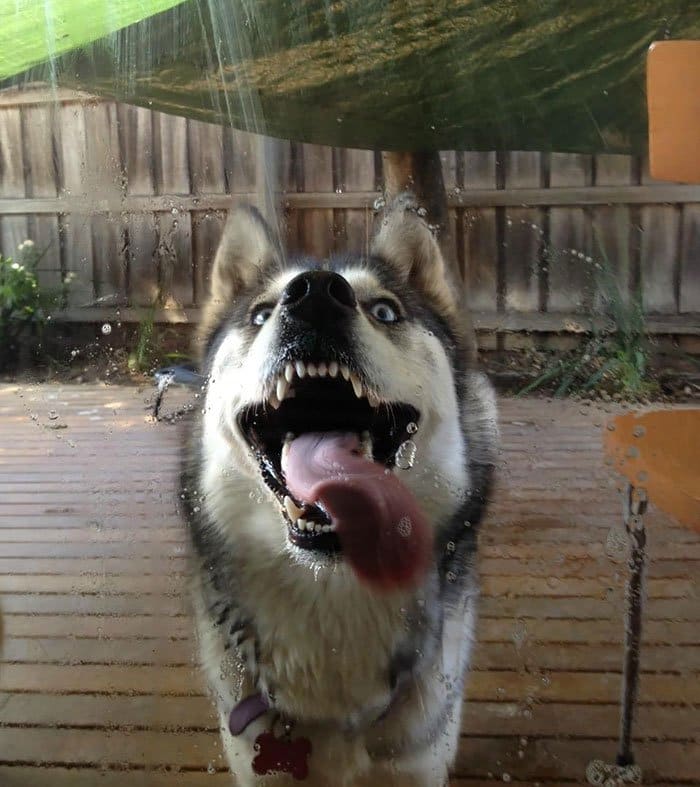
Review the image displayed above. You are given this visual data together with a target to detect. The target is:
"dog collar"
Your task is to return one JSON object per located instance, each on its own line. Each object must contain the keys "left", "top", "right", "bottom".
{"left": 229, "top": 673, "right": 408, "bottom": 739}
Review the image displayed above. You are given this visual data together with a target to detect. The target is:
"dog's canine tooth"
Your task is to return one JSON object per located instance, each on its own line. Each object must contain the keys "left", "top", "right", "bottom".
{"left": 295, "top": 360, "right": 306, "bottom": 379}
{"left": 360, "top": 431, "right": 373, "bottom": 459}
{"left": 296, "top": 518, "right": 308, "bottom": 531}
{"left": 350, "top": 373, "right": 363, "bottom": 399}
{"left": 367, "top": 390, "right": 380, "bottom": 408}
{"left": 307, "top": 362, "right": 318, "bottom": 377}
{"left": 269, "top": 391, "right": 281, "bottom": 410}
{"left": 281, "top": 438, "right": 291, "bottom": 470}
{"left": 340, "top": 364, "right": 350, "bottom": 381}
{"left": 284, "top": 363, "right": 295, "bottom": 383}
{"left": 284, "top": 495, "right": 303, "bottom": 521}
{"left": 276, "top": 376, "right": 289, "bottom": 402}
{"left": 328, "top": 361, "right": 339, "bottom": 378}
{"left": 317, "top": 362, "right": 328, "bottom": 377}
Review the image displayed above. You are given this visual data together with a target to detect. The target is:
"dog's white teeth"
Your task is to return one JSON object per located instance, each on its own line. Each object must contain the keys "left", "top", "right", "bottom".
{"left": 276, "top": 376, "right": 289, "bottom": 402}
{"left": 328, "top": 361, "right": 339, "bottom": 378}
{"left": 284, "top": 496, "right": 303, "bottom": 521}
{"left": 307, "top": 362, "right": 318, "bottom": 377}
{"left": 340, "top": 364, "right": 350, "bottom": 381}
{"left": 350, "top": 373, "right": 363, "bottom": 399}
{"left": 367, "top": 390, "right": 380, "bottom": 408}
{"left": 295, "top": 360, "right": 306, "bottom": 379}
{"left": 322, "top": 524, "right": 333, "bottom": 533}
{"left": 317, "top": 362, "right": 328, "bottom": 377}
{"left": 360, "top": 430, "right": 373, "bottom": 459}
{"left": 284, "top": 363, "right": 295, "bottom": 383}
{"left": 280, "top": 432, "right": 299, "bottom": 470}
{"left": 314, "top": 523, "right": 324, "bottom": 533}
{"left": 296, "top": 518, "right": 308, "bottom": 531}
{"left": 269, "top": 392, "right": 281, "bottom": 410}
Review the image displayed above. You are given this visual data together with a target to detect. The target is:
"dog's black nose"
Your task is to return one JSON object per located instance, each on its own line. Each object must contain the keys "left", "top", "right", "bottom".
{"left": 280, "top": 270, "right": 357, "bottom": 324}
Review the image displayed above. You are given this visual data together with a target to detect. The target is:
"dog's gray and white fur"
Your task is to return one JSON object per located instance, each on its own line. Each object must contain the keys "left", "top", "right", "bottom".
{"left": 180, "top": 195, "right": 498, "bottom": 786}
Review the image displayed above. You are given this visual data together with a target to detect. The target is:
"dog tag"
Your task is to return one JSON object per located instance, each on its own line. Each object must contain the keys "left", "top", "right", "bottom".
{"left": 252, "top": 729, "right": 312, "bottom": 780}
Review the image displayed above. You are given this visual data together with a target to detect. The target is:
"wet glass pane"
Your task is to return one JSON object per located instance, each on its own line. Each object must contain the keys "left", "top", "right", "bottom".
{"left": 0, "top": 3, "right": 698, "bottom": 787}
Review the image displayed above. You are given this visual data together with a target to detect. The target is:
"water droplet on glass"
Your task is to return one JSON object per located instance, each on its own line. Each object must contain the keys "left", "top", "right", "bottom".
{"left": 396, "top": 516, "right": 412, "bottom": 538}
{"left": 632, "top": 425, "right": 646, "bottom": 438}
{"left": 416, "top": 207, "right": 428, "bottom": 218}
{"left": 446, "top": 541, "right": 456, "bottom": 553}
{"left": 207, "top": 762, "right": 216, "bottom": 775}
{"left": 406, "top": 421, "right": 418, "bottom": 435}
{"left": 101, "top": 323, "right": 112, "bottom": 335}
{"left": 48, "top": 410, "right": 58, "bottom": 420}
{"left": 373, "top": 196, "right": 386, "bottom": 211}
{"left": 605, "top": 527, "right": 627, "bottom": 562}
{"left": 395, "top": 439, "right": 417, "bottom": 469}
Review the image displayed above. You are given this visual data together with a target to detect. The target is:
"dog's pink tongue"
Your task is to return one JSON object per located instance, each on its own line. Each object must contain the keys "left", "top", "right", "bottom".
{"left": 284, "top": 432, "right": 431, "bottom": 591}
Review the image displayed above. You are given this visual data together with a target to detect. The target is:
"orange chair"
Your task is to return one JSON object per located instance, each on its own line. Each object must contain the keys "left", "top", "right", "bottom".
{"left": 603, "top": 409, "right": 700, "bottom": 770}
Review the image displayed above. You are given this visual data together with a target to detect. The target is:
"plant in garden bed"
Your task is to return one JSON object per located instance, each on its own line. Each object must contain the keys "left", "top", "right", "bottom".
{"left": 0, "top": 241, "right": 71, "bottom": 372}
{"left": 519, "top": 237, "right": 658, "bottom": 400}
{"left": 128, "top": 304, "right": 162, "bottom": 375}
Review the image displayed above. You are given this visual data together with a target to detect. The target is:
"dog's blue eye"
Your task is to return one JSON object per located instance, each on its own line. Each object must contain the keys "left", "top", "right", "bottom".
{"left": 369, "top": 300, "right": 400, "bottom": 324}
{"left": 251, "top": 305, "right": 274, "bottom": 326}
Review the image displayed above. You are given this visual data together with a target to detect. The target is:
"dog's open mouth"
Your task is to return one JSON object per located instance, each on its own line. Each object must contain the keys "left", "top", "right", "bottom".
{"left": 238, "top": 360, "right": 431, "bottom": 590}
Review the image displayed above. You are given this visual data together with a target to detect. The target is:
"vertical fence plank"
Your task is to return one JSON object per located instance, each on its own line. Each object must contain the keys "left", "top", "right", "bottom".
{"left": 225, "top": 128, "right": 257, "bottom": 196}
{"left": 440, "top": 150, "right": 460, "bottom": 275}
{"left": 591, "top": 155, "right": 633, "bottom": 309}
{"left": 300, "top": 143, "right": 334, "bottom": 257}
{"left": 341, "top": 148, "right": 375, "bottom": 255}
{"left": 59, "top": 103, "right": 94, "bottom": 307}
{"left": 21, "top": 104, "right": 62, "bottom": 292}
{"left": 282, "top": 142, "right": 303, "bottom": 254}
{"left": 548, "top": 153, "right": 594, "bottom": 312}
{"left": 462, "top": 152, "right": 498, "bottom": 312}
{"left": 504, "top": 152, "right": 542, "bottom": 313}
{"left": 84, "top": 101, "right": 127, "bottom": 303}
{"left": 640, "top": 160, "right": 680, "bottom": 313}
{"left": 189, "top": 119, "right": 225, "bottom": 305}
{"left": 680, "top": 205, "right": 700, "bottom": 313}
{"left": 154, "top": 112, "right": 192, "bottom": 307}
{"left": 0, "top": 107, "right": 29, "bottom": 264}
{"left": 119, "top": 104, "right": 158, "bottom": 307}
{"left": 188, "top": 119, "right": 225, "bottom": 195}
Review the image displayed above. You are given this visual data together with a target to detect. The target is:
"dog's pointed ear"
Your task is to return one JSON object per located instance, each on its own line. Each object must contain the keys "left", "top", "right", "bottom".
{"left": 199, "top": 206, "right": 281, "bottom": 350}
{"left": 209, "top": 206, "right": 281, "bottom": 304}
{"left": 371, "top": 194, "right": 459, "bottom": 318}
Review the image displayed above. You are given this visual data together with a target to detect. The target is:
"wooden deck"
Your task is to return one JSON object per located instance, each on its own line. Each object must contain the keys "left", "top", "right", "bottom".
{"left": 0, "top": 383, "right": 698, "bottom": 786}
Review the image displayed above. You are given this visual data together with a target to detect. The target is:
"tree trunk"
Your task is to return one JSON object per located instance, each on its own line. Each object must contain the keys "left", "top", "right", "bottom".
{"left": 380, "top": 150, "right": 457, "bottom": 280}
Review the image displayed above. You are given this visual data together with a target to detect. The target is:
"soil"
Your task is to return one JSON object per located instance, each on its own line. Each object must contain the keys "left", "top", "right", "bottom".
{"left": 2, "top": 329, "right": 699, "bottom": 405}
{"left": 0, "top": 341, "right": 700, "bottom": 404}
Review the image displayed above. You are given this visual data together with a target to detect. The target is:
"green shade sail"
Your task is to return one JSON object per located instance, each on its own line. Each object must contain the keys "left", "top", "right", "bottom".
{"left": 4, "top": 1, "right": 700, "bottom": 153}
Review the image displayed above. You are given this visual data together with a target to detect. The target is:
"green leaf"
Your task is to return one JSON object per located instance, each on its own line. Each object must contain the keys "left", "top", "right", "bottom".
{"left": 0, "top": 0, "right": 187, "bottom": 79}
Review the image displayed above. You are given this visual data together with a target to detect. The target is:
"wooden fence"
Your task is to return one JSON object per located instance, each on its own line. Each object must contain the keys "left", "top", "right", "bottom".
{"left": 1, "top": 86, "right": 699, "bottom": 342}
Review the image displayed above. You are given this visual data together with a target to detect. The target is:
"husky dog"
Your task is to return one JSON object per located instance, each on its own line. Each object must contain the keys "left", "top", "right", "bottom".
{"left": 181, "top": 195, "right": 497, "bottom": 786}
